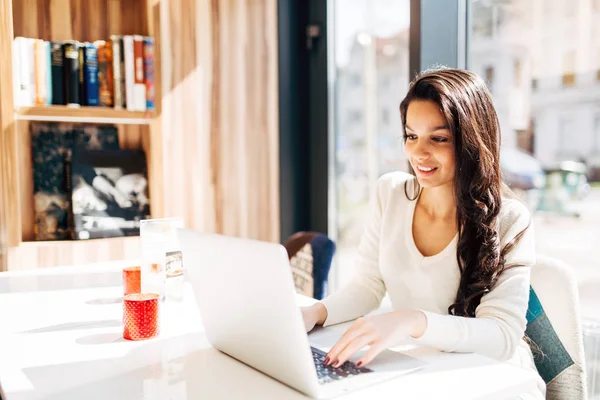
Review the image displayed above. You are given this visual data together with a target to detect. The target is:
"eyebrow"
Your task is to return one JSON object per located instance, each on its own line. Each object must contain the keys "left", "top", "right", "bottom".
{"left": 405, "top": 124, "right": 450, "bottom": 132}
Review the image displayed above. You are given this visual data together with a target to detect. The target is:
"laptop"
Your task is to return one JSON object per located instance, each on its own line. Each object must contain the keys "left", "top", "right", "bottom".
{"left": 178, "top": 229, "right": 425, "bottom": 398}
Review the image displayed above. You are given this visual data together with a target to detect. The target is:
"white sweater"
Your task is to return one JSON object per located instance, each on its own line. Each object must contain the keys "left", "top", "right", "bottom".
{"left": 321, "top": 171, "right": 537, "bottom": 362}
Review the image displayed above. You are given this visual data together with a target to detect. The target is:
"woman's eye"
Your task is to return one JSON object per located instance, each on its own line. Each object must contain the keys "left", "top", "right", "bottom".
{"left": 404, "top": 134, "right": 417, "bottom": 141}
{"left": 432, "top": 137, "right": 449, "bottom": 143}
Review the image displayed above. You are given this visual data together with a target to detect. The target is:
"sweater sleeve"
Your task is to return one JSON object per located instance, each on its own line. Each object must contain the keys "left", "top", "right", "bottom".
{"left": 411, "top": 199, "right": 535, "bottom": 361}
{"left": 319, "top": 175, "right": 393, "bottom": 326}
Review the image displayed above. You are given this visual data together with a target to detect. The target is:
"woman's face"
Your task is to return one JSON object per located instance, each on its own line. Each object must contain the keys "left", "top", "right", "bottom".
{"left": 404, "top": 100, "right": 455, "bottom": 189}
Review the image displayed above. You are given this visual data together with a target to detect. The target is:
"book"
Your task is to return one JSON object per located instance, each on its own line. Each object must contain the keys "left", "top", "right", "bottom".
{"left": 123, "top": 35, "right": 135, "bottom": 112}
{"left": 33, "top": 39, "right": 50, "bottom": 106}
{"left": 63, "top": 40, "right": 80, "bottom": 106}
{"left": 133, "top": 35, "right": 146, "bottom": 111}
{"left": 70, "top": 149, "right": 151, "bottom": 240}
{"left": 143, "top": 37, "right": 155, "bottom": 111}
{"left": 13, "top": 37, "right": 35, "bottom": 107}
{"left": 78, "top": 43, "right": 86, "bottom": 105}
{"left": 95, "top": 40, "right": 114, "bottom": 107}
{"left": 45, "top": 41, "right": 53, "bottom": 105}
{"left": 30, "top": 122, "right": 120, "bottom": 241}
{"left": 83, "top": 43, "right": 99, "bottom": 106}
{"left": 111, "top": 35, "right": 125, "bottom": 109}
{"left": 50, "top": 41, "right": 65, "bottom": 105}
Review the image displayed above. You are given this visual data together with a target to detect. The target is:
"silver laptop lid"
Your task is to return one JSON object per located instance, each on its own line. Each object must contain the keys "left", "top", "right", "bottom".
{"left": 178, "top": 229, "right": 320, "bottom": 396}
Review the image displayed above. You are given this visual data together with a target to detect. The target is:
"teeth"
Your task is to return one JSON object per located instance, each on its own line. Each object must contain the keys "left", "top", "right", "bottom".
{"left": 417, "top": 166, "right": 435, "bottom": 172}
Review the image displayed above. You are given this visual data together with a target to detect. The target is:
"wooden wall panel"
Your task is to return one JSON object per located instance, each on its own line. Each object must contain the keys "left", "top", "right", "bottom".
{"left": 12, "top": 0, "right": 148, "bottom": 41}
{"left": 0, "top": 0, "right": 18, "bottom": 271}
{"left": 159, "top": 0, "right": 279, "bottom": 243}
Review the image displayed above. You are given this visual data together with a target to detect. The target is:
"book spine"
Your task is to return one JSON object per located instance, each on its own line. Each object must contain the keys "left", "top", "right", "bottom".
{"left": 123, "top": 35, "right": 135, "bottom": 112}
{"left": 45, "top": 41, "right": 52, "bottom": 105}
{"left": 63, "top": 41, "right": 80, "bottom": 106}
{"left": 25, "top": 38, "right": 36, "bottom": 106}
{"left": 50, "top": 41, "right": 65, "bottom": 105}
{"left": 34, "top": 39, "right": 48, "bottom": 106}
{"left": 95, "top": 40, "right": 114, "bottom": 107}
{"left": 119, "top": 37, "right": 126, "bottom": 109}
{"left": 78, "top": 43, "right": 86, "bottom": 106}
{"left": 84, "top": 43, "right": 99, "bottom": 106}
{"left": 133, "top": 35, "right": 146, "bottom": 111}
{"left": 143, "top": 37, "right": 155, "bottom": 111}
{"left": 111, "top": 35, "right": 124, "bottom": 109}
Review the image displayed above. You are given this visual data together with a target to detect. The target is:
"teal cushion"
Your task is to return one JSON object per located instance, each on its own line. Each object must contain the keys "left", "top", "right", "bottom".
{"left": 526, "top": 287, "right": 574, "bottom": 383}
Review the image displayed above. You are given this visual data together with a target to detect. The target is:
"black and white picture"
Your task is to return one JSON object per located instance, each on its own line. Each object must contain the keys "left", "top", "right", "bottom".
{"left": 70, "top": 149, "right": 151, "bottom": 239}
{"left": 30, "top": 122, "right": 119, "bottom": 240}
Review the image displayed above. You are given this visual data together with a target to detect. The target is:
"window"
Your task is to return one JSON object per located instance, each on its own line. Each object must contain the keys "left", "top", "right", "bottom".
{"left": 514, "top": 60, "right": 523, "bottom": 88}
{"left": 331, "top": 0, "right": 410, "bottom": 288}
{"left": 595, "top": 116, "right": 600, "bottom": 152}
{"left": 559, "top": 118, "right": 577, "bottom": 153}
{"left": 381, "top": 109, "right": 389, "bottom": 125}
{"left": 565, "top": 0, "right": 577, "bottom": 17}
{"left": 563, "top": 51, "right": 576, "bottom": 86}
{"left": 348, "top": 110, "right": 362, "bottom": 123}
{"left": 597, "top": 48, "right": 600, "bottom": 81}
{"left": 471, "top": 0, "right": 599, "bottom": 384}
{"left": 484, "top": 66, "right": 495, "bottom": 93}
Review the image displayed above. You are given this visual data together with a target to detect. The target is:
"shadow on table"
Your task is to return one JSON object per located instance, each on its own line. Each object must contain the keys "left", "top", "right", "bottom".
{"left": 18, "top": 332, "right": 305, "bottom": 400}
{"left": 0, "top": 271, "right": 121, "bottom": 294}
{"left": 21, "top": 319, "right": 122, "bottom": 334}
{"left": 16, "top": 328, "right": 505, "bottom": 400}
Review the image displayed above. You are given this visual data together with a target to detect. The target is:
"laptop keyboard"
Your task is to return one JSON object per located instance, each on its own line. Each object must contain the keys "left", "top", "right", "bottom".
{"left": 311, "top": 347, "right": 372, "bottom": 384}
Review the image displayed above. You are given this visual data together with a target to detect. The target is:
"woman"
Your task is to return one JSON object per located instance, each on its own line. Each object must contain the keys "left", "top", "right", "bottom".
{"left": 302, "top": 68, "right": 545, "bottom": 398}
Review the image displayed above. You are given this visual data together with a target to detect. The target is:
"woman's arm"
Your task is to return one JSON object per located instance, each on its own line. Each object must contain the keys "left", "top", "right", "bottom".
{"left": 316, "top": 175, "right": 395, "bottom": 327}
{"left": 411, "top": 200, "right": 535, "bottom": 361}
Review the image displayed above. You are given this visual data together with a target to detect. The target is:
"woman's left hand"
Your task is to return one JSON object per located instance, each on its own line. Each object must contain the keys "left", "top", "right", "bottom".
{"left": 325, "top": 310, "right": 426, "bottom": 368}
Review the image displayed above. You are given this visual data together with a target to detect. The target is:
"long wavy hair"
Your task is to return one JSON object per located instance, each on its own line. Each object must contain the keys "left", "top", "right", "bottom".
{"left": 399, "top": 68, "right": 529, "bottom": 318}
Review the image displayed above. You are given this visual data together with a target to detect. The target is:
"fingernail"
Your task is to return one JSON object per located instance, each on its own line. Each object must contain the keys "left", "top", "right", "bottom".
{"left": 332, "top": 359, "right": 340, "bottom": 368}
{"left": 324, "top": 356, "right": 330, "bottom": 365}
{"left": 356, "top": 361, "right": 363, "bottom": 367}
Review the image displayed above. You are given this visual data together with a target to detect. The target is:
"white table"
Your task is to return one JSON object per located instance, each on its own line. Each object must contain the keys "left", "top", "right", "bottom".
{"left": 0, "top": 262, "right": 538, "bottom": 400}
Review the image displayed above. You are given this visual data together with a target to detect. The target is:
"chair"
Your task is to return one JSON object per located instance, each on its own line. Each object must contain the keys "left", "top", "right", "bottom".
{"left": 527, "top": 255, "right": 587, "bottom": 400}
{"left": 283, "top": 232, "right": 336, "bottom": 300}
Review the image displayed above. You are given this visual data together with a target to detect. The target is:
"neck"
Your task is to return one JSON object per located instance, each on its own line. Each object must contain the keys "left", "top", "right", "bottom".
{"left": 417, "top": 183, "right": 456, "bottom": 221}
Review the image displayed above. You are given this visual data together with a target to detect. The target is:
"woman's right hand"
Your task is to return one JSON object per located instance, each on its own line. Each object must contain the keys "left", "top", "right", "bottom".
{"left": 301, "top": 303, "right": 328, "bottom": 332}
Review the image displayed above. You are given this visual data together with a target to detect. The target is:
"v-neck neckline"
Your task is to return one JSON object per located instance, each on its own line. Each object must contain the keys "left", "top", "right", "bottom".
{"left": 405, "top": 194, "right": 458, "bottom": 264}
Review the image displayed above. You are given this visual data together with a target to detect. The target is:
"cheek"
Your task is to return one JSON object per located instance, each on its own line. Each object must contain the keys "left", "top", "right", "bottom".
{"left": 441, "top": 149, "right": 455, "bottom": 171}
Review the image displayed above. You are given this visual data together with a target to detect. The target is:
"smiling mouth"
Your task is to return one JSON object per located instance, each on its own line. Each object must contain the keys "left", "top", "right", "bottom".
{"left": 415, "top": 166, "right": 438, "bottom": 172}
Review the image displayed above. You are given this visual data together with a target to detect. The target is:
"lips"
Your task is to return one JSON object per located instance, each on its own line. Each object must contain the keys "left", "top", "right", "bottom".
{"left": 414, "top": 165, "right": 438, "bottom": 177}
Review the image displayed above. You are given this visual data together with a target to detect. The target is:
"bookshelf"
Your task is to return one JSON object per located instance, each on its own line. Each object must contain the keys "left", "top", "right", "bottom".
{"left": 0, "top": 0, "right": 281, "bottom": 272}
{"left": 0, "top": 0, "right": 164, "bottom": 270}
{"left": 15, "top": 106, "right": 154, "bottom": 124}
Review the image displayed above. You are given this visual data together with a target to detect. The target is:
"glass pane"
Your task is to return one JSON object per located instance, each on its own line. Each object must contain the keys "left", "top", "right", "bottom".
{"left": 471, "top": 0, "right": 600, "bottom": 396}
{"left": 329, "top": 0, "right": 410, "bottom": 289}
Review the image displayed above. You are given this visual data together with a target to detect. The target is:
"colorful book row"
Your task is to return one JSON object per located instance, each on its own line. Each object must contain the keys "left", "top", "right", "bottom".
{"left": 13, "top": 35, "right": 155, "bottom": 112}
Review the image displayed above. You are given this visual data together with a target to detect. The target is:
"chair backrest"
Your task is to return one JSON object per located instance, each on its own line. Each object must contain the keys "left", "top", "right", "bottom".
{"left": 283, "top": 231, "right": 336, "bottom": 300}
{"left": 528, "top": 255, "right": 587, "bottom": 400}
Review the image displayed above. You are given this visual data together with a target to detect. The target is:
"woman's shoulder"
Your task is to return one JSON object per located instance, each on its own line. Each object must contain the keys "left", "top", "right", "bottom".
{"left": 376, "top": 171, "right": 416, "bottom": 191}
{"left": 373, "top": 171, "right": 416, "bottom": 210}
{"left": 499, "top": 196, "right": 532, "bottom": 237}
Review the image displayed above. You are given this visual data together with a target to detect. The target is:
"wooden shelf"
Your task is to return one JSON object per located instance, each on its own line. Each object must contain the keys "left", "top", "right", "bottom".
{"left": 15, "top": 106, "right": 154, "bottom": 125}
{"left": 20, "top": 236, "right": 140, "bottom": 247}
{"left": 8, "top": 236, "right": 142, "bottom": 270}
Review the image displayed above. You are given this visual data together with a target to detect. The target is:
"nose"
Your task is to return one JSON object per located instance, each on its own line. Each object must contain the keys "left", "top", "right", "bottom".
{"left": 410, "top": 138, "right": 431, "bottom": 161}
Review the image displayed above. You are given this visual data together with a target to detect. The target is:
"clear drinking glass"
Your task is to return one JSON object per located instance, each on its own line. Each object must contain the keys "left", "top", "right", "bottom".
{"left": 140, "top": 218, "right": 184, "bottom": 301}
